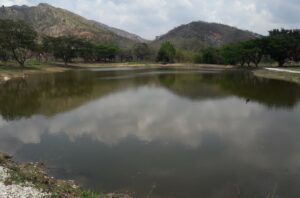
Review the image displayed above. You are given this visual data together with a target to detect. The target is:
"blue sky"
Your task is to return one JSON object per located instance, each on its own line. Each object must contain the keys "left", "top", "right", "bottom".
{"left": 2, "top": 0, "right": 300, "bottom": 39}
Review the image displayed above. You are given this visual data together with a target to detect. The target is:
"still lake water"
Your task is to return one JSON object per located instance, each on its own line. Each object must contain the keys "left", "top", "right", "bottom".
{"left": 1, "top": 68, "right": 300, "bottom": 197}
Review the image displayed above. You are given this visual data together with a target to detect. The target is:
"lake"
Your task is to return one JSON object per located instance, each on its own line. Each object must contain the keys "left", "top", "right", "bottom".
{"left": 1, "top": 67, "right": 300, "bottom": 198}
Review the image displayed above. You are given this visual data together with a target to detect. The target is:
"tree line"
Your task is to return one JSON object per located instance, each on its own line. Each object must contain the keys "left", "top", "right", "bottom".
{"left": 0, "top": 19, "right": 154, "bottom": 66}
{"left": 156, "top": 29, "right": 300, "bottom": 67}
{"left": 202, "top": 29, "right": 299, "bottom": 67}
{"left": 0, "top": 19, "right": 299, "bottom": 67}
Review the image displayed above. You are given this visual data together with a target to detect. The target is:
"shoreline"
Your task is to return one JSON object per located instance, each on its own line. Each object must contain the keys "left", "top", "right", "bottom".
{"left": 253, "top": 68, "right": 300, "bottom": 85}
{"left": 0, "top": 62, "right": 233, "bottom": 83}
{"left": 0, "top": 153, "right": 100, "bottom": 197}
{"left": 1, "top": 62, "right": 300, "bottom": 85}
{"left": 0, "top": 153, "right": 131, "bottom": 198}
{"left": 0, "top": 63, "right": 70, "bottom": 83}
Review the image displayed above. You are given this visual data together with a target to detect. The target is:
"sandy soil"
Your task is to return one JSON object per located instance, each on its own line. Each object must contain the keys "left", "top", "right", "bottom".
{"left": 0, "top": 166, "right": 49, "bottom": 198}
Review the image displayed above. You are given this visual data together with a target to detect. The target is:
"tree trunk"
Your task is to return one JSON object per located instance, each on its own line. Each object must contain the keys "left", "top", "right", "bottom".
{"left": 12, "top": 49, "right": 25, "bottom": 67}
{"left": 64, "top": 59, "right": 68, "bottom": 66}
{"left": 278, "top": 60, "right": 285, "bottom": 67}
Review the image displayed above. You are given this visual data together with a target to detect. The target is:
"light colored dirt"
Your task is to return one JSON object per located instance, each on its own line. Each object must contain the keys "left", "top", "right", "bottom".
{"left": 0, "top": 166, "right": 49, "bottom": 198}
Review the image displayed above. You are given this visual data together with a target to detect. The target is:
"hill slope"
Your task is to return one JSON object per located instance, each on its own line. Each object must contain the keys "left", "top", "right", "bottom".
{"left": 0, "top": 3, "right": 146, "bottom": 47}
{"left": 153, "top": 21, "right": 259, "bottom": 51}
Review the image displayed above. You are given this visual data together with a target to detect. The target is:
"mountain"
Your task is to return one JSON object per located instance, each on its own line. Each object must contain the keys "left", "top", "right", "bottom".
{"left": 0, "top": 3, "right": 259, "bottom": 51}
{"left": 0, "top": 3, "right": 146, "bottom": 47}
{"left": 152, "top": 21, "right": 259, "bottom": 51}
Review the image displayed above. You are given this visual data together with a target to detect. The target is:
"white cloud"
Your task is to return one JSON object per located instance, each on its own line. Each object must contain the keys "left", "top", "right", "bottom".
{"left": 1, "top": 0, "right": 30, "bottom": 6}
{"left": 1, "top": 86, "right": 300, "bottom": 170}
{"left": 1, "top": 86, "right": 300, "bottom": 149}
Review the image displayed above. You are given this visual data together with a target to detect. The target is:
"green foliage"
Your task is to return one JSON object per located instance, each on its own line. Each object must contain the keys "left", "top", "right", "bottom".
{"left": 43, "top": 36, "right": 119, "bottom": 64}
{"left": 175, "top": 49, "right": 197, "bottom": 63}
{"left": 77, "top": 40, "right": 96, "bottom": 62}
{"left": 221, "top": 43, "right": 245, "bottom": 65}
{"left": 220, "top": 29, "right": 300, "bottom": 67}
{"left": 156, "top": 42, "right": 176, "bottom": 63}
{"left": 0, "top": 19, "right": 37, "bottom": 66}
{"left": 200, "top": 48, "right": 223, "bottom": 64}
{"left": 43, "top": 36, "right": 81, "bottom": 65}
{"left": 242, "top": 38, "right": 266, "bottom": 67}
{"left": 0, "top": 47, "right": 10, "bottom": 63}
{"left": 94, "top": 44, "right": 119, "bottom": 62}
{"left": 193, "top": 53, "right": 203, "bottom": 63}
{"left": 220, "top": 39, "right": 265, "bottom": 67}
{"left": 133, "top": 43, "right": 152, "bottom": 61}
{"left": 266, "top": 29, "right": 300, "bottom": 66}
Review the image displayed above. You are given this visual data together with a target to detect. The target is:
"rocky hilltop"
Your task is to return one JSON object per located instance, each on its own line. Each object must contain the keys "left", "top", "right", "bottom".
{"left": 153, "top": 21, "right": 259, "bottom": 51}
{"left": 0, "top": 3, "right": 145, "bottom": 47}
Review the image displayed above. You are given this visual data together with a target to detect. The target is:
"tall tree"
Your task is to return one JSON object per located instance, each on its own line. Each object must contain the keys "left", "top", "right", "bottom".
{"left": 267, "top": 29, "right": 298, "bottom": 67}
{"left": 0, "top": 47, "right": 10, "bottom": 63}
{"left": 94, "top": 44, "right": 119, "bottom": 62}
{"left": 201, "top": 47, "right": 222, "bottom": 64}
{"left": 77, "top": 40, "right": 95, "bottom": 62}
{"left": 220, "top": 43, "right": 242, "bottom": 65}
{"left": 0, "top": 19, "right": 37, "bottom": 67}
{"left": 133, "top": 43, "right": 151, "bottom": 61}
{"left": 243, "top": 38, "right": 266, "bottom": 67}
{"left": 156, "top": 42, "right": 176, "bottom": 63}
{"left": 43, "top": 36, "right": 80, "bottom": 65}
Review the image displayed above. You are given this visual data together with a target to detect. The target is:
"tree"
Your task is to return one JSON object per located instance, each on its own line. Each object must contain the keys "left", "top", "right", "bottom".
{"left": 118, "top": 48, "right": 134, "bottom": 62}
{"left": 156, "top": 42, "right": 176, "bottom": 63}
{"left": 94, "top": 44, "right": 119, "bottom": 62}
{"left": 266, "top": 29, "right": 299, "bottom": 66}
{"left": 0, "top": 19, "right": 37, "bottom": 67}
{"left": 43, "top": 36, "right": 80, "bottom": 65}
{"left": 241, "top": 38, "right": 266, "bottom": 67}
{"left": 220, "top": 39, "right": 265, "bottom": 67}
{"left": 266, "top": 34, "right": 292, "bottom": 67}
{"left": 220, "top": 43, "right": 242, "bottom": 65}
{"left": 133, "top": 43, "right": 151, "bottom": 61}
{"left": 175, "top": 49, "right": 197, "bottom": 63}
{"left": 77, "top": 40, "right": 95, "bottom": 62}
{"left": 248, "top": 39, "right": 265, "bottom": 67}
{"left": 0, "top": 47, "right": 10, "bottom": 63}
{"left": 201, "top": 48, "right": 222, "bottom": 64}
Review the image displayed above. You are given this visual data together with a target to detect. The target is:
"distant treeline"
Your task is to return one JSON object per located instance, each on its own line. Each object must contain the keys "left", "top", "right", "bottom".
{"left": 158, "top": 29, "right": 300, "bottom": 67}
{"left": 202, "top": 29, "right": 300, "bottom": 67}
{"left": 0, "top": 19, "right": 299, "bottom": 67}
{"left": 0, "top": 19, "right": 154, "bottom": 66}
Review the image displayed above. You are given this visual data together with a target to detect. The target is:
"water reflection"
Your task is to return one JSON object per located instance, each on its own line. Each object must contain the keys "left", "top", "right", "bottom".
{"left": 0, "top": 68, "right": 300, "bottom": 197}
{"left": 0, "top": 70, "right": 299, "bottom": 122}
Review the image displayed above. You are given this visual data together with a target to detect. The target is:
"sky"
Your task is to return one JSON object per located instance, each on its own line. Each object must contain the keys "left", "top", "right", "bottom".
{"left": 1, "top": 0, "right": 300, "bottom": 39}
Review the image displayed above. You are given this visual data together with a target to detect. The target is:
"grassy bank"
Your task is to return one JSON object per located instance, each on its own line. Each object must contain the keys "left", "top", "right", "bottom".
{"left": 0, "top": 61, "right": 232, "bottom": 83}
{"left": 0, "top": 153, "right": 131, "bottom": 198}
{"left": 0, "top": 62, "right": 70, "bottom": 82}
{"left": 2, "top": 61, "right": 300, "bottom": 86}
{"left": 66, "top": 62, "right": 233, "bottom": 69}
{"left": 254, "top": 68, "right": 300, "bottom": 85}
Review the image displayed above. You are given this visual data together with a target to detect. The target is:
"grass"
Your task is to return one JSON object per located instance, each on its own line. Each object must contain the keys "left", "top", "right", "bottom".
{"left": 0, "top": 59, "right": 53, "bottom": 70}
{"left": 0, "top": 61, "right": 70, "bottom": 82}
